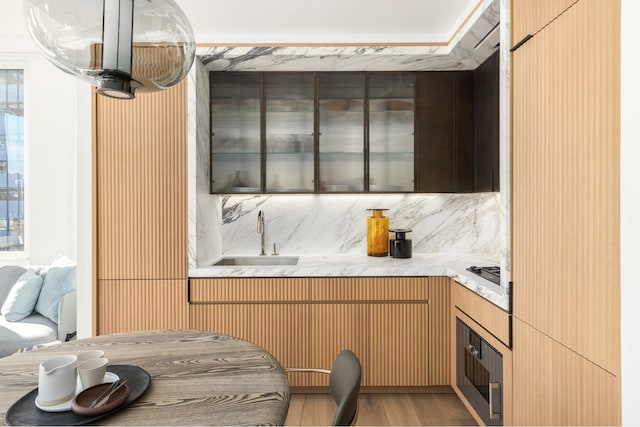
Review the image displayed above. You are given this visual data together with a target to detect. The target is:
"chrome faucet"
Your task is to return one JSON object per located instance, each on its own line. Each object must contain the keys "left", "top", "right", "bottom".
{"left": 257, "top": 210, "right": 266, "bottom": 255}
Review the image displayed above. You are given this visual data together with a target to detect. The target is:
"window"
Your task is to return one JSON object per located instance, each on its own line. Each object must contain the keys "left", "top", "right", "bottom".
{"left": 0, "top": 69, "right": 24, "bottom": 252}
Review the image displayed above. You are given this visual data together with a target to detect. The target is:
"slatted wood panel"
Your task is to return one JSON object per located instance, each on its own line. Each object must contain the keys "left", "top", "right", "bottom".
{"left": 426, "top": 277, "right": 450, "bottom": 385}
{"left": 97, "top": 280, "right": 188, "bottom": 334}
{"left": 190, "top": 278, "right": 307, "bottom": 302}
{"left": 247, "top": 304, "right": 309, "bottom": 387}
{"left": 369, "top": 303, "right": 428, "bottom": 386}
{"left": 95, "top": 81, "right": 188, "bottom": 280}
{"left": 190, "top": 303, "right": 308, "bottom": 387}
{"left": 309, "top": 304, "right": 369, "bottom": 386}
{"left": 512, "top": 318, "right": 620, "bottom": 425}
{"left": 451, "top": 279, "right": 510, "bottom": 346}
{"left": 189, "top": 303, "right": 249, "bottom": 339}
{"left": 510, "top": 0, "right": 577, "bottom": 45}
{"left": 309, "top": 277, "right": 428, "bottom": 301}
{"left": 511, "top": 0, "right": 620, "bottom": 375}
{"left": 452, "top": 308, "right": 513, "bottom": 426}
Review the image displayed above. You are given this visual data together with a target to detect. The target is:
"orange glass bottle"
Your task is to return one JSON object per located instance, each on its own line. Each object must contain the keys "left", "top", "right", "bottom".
{"left": 367, "top": 208, "right": 389, "bottom": 256}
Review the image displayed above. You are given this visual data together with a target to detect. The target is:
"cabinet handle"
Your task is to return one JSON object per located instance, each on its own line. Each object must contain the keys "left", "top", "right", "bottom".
{"left": 489, "top": 382, "right": 501, "bottom": 420}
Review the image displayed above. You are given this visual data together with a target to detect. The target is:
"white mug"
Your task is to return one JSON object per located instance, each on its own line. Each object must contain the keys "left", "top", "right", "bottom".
{"left": 38, "top": 355, "right": 78, "bottom": 406}
{"left": 78, "top": 357, "right": 109, "bottom": 389}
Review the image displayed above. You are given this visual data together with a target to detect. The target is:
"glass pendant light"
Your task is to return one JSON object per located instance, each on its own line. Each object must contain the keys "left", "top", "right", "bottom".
{"left": 23, "top": 0, "right": 196, "bottom": 99}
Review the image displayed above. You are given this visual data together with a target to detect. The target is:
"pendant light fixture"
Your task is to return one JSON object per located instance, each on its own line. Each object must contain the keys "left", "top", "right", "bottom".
{"left": 23, "top": 0, "right": 196, "bottom": 99}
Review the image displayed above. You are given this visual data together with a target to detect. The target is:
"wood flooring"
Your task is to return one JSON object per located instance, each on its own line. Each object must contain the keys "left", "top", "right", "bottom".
{"left": 284, "top": 393, "right": 478, "bottom": 426}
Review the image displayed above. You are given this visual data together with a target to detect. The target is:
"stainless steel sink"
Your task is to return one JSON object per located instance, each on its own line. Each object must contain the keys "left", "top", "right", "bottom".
{"left": 213, "top": 256, "right": 299, "bottom": 266}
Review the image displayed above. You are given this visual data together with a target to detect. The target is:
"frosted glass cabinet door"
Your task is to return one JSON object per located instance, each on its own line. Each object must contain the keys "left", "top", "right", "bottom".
{"left": 210, "top": 73, "right": 261, "bottom": 192}
{"left": 368, "top": 73, "right": 415, "bottom": 192}
{"left": 318, "top": 73, "right": 365, "bottom": 192}
{"left": 265, "top": 74, "right": 315, "bottom": 193}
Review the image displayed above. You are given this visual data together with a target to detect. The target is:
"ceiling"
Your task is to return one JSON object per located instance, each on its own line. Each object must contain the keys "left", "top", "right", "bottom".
{"left": 176, "top": 0, "right": 480, "bottom": 45}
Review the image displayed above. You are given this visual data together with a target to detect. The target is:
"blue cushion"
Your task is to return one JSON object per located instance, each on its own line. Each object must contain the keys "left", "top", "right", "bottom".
{"left": 1, "top": 270, "right": 44, "bottom": 322}
{"left": 35, "top": 256, "right": 76, "bottom": 323}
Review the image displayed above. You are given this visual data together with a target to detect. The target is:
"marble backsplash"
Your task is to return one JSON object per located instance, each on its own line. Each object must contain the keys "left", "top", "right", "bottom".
{"left": 217, "top": 193, "right": 499, "bottom": 257}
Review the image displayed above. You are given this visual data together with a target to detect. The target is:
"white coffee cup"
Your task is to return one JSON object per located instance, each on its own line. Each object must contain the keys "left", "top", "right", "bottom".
{"left": 76, "top": 349, "right": 105, "bottom": 363}
{"left": 38, "top": 355, "right": 78, "bottom": 406}
{"left": 78, "top": 357, "right": 109, "bottom": 389}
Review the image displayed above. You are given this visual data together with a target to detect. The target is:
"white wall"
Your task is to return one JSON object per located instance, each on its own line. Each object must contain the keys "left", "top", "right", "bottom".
{"left": 620, "top": 0, "right": 639, "bottom": 424}
{"left": 0, "top": 3, "right": 89, "bottom": 334}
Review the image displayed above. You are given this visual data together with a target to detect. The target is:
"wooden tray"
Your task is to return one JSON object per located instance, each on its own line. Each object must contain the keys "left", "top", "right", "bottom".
{"left": 5, "top": 365, "right": 150, "bottom": 426}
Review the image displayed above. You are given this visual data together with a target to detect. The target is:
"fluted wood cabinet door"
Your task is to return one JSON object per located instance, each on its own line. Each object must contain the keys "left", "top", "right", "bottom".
{"left": 94, "top": 81, "right": 188, "bottom": 280}
{"left": 369, "top": 303, "right": 428, "bottom": 386}
{"left": 512, "top": 318, "right": 620, "bottom": 426}
{"left": 309, "top": 304, "right": 368, "bottom": 386}
{"left": 511, "top": 0, "right": 620, "bottom": 374}
{"left": 511, "top": 0, "right": 621, "bottom": 423}
{"left": 97, "top": 279, "right": 188, "bottom": 335}
{"left": 190, "top": 302, "right": 309, "bottom": 387}
{"left": 190, "top": 303, "right": 250, "bottom": 340}
{"left": 246, "top": 304, "right": 309, "bottom": 387}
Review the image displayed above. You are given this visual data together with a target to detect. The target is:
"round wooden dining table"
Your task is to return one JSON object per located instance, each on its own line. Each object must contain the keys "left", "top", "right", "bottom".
{"left": 0, "top": 330, "right": 290, "bottom": 426}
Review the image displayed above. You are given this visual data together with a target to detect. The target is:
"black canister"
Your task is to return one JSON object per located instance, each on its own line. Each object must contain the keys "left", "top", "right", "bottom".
{"left": 389, "top": 229, "right": 412, "bottom": 259}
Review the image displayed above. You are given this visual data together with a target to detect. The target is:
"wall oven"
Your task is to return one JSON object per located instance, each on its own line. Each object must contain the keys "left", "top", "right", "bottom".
{"left": 456, "top": 318, "right": 503, "bottom": 426}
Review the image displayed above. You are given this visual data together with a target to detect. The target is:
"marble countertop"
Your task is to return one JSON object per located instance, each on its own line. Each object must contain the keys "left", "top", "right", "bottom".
{"left": 189, "top": 253, "right": 509, "bottom": 311}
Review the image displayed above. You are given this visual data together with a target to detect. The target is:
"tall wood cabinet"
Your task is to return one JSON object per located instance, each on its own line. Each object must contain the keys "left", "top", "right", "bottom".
{"left": 93, "top": 82, "right": 189, "bottom": 335}
{"left": 510, "top": 0, "right": 621, "bottom": 424}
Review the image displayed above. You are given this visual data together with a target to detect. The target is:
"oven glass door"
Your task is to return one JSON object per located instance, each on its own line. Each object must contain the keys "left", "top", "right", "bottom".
{"left": 456, "top": 318, "right": 503, "bottom": 426}
{"left": 465, "top": 346, "right": 491, "bottom": 401}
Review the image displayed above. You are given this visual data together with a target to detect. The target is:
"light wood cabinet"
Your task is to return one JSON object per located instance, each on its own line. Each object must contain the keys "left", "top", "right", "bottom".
{"left": 247, "top": 304, "right": 309, "bottom": 387}
{"left": 190, "top": 301, "right": 309, "bottom": 387}
{"left": 190, "top": 277, "right": 447, "bottom": 388}
{"left": 511, "top": 0, "right": 620, "bottom": 375}
{"left": 97, "top": 280, "right": 188, "bottom": 335}
{"left": 308, "top": 277, "right": 428, "bottom": 301}
{"left": 512, "top": 318, "right": 620, "bottom": 426}
{"left": 93, "top": 81, "right": 189, "bottom": 335}
{"left": 309, "top": 304, "right": 368, "bottom": 386}
{"left": 369, "top": 303, "right": 428, "bottom": 386}
{"left": 94, "top": 82, "right": 188, "bottom": 281}
{"left": 190, "top": 303, "right": 249, "bottom": 340}
{"left": 511, "top": 0, "right": 621, "bottom": 424}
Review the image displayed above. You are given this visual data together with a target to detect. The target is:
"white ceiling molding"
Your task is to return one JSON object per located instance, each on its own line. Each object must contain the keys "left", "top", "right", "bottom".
{"left": 197, "top": 0, "right": 498, "bottom": 72}
{"left": 178, "top": 0, "right": 481, "bottom": 45}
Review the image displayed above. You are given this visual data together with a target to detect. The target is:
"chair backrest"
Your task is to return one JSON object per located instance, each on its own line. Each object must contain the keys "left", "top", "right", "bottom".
{"left": 329, "top": 349, "right": 362, "bottom": 426}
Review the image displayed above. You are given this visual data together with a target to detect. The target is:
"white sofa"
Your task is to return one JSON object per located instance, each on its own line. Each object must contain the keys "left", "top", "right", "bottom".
{"left": 0, "top": 265, "right": 77, "bottom": 358}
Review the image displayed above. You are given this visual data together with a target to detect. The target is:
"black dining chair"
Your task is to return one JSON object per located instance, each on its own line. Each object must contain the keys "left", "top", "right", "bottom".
{"left": 286, "top": 349, "right": 362, "bottom": 426}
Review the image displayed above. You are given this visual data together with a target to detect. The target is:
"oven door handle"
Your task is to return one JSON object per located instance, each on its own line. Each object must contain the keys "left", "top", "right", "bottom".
{"left": 466, "top": 344, "right": 479, "bottom": 358}
{"left": 489, "top": 382, "right": 502, "bottom": 420}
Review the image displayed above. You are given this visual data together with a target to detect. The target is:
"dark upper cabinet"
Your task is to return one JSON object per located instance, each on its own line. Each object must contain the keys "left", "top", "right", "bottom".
{"left": 474, "top": 51, "right": 500, "bottom": 192}
{"left": 211, "top": 66, "right": 498, "bottom": 194}
{"left": 415, "top": 71, "right": 475, "bottom": 193}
